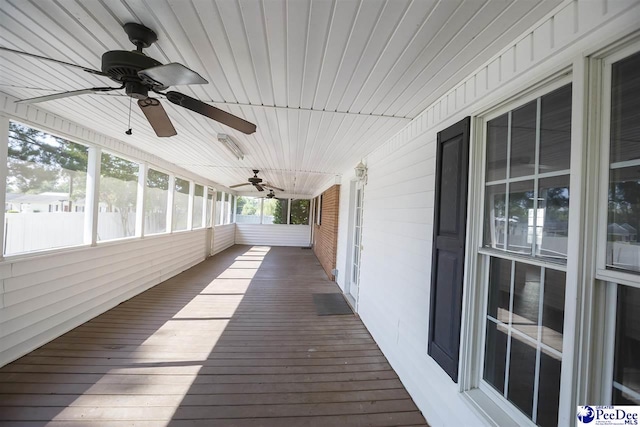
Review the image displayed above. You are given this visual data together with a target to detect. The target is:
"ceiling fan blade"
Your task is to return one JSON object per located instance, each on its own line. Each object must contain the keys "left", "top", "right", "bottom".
{"left": 229, "top": 183, "right": 252, "bottom": 188}
{"left": 263, "top": 183, "right": 284, "bottom": 192}
{"left": 139, "top": 63, "right": 208, "bottom": 87}
{"left": 166, "top": 91, "right": 256, "bottom": 135}
{"left": 254, "top": 184, "right": 265, "bottom": 192}
{"left": 0, "top": 46, "right": 107, "bottom": 76}
{"left": 138, "top": 98, "right": 177, "bottom": 137}
{"left": 15, "top": 86, "right": 122, "bottom": 104}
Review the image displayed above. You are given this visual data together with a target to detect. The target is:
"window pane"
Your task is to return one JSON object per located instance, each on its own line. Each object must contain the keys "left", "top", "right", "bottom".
{"left": 230, "top": 195, "right": 236, "bottom": 223}
{"left": 222, "top": 193, "right": 230, "bottom": 224}
{"left": 510, "top": 101, "right": 537, "bottom": 179}
{"left": 537, "top": 350, "right": 562, "bottom": 427}
{"left": 97, "top": 153, "right": 138, "bottom": 241}
{"left": 290, "top": 199, "right": 310, "bottom": 224}
{"left": 484, "top": 258, "right": 565, "bottom": 425}
{"left": 145, "top": 169, "right": 168, "bottom": 235}
{"left": 263, "top": 198, "right": 287, "bottom": 224}
{"left": 507, "top": 180, "right": 535, "bottom": 253}
{"left": 484, "top": 320, "right": 508, "bottom": 394}
{"left": 486, "top": 113, "right": 509, "bottom": 182}
{"left": 512, "top": 263, "right": 540, "bottom": 338}
{"left": 542, "top": 269, "right": 565, "bottom": 352}
{"left": 173, "top": 178, "right": 189, "bottom": 231}
{"left": 610, "top": 51, "right": 640, "bottom": 164}
{"left": 507, "top": 335, "right": 536, "bottom": 418}
{"left": 206, "top": 191, "right": 213, "bottom": 227}
{"left": 235, "top": 196, "right": 261, "bottom": 223}
{"left": 487, "top": 257, "right": 511, "bottom": 322}
{"left": 215, "top": 192, "right": 222, "bottom": 225}
{"left": 5, "top": 122, "right": 88, "bottom": 254}
{"left": 484, "top": 184, "right": 506, "bottom": 249}
{"left": 538, "top": 175, "right": 570, "bottom": 260}
{"left": 193, "top": 184, "right": 204, "bottom": 229}
{"left": 613, "top": 286, "right": 640, "bottom": 405}
{"left": 607, "top": 166, "right": 640, "bottom": 272}
{"left": 540, "top": 85, "right": 572, "bottom": 173}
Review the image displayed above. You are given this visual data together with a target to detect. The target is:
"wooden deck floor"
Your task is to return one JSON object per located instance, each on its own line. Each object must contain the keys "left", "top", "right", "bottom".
{"left": 0, "top": 245, "right": 427, "bottom": 426}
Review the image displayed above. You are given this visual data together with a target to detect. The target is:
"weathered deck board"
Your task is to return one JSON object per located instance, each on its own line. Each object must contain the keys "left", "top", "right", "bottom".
{"left": 0, "top": 245, "right": 428, "bottom": 426}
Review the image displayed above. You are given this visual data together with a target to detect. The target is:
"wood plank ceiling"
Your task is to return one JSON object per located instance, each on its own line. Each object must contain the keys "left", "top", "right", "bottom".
{"left": 0, "top": 0, "right": 561, "bottom": 196}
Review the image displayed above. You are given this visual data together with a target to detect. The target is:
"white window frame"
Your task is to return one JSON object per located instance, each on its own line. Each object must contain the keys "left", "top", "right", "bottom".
{"left": 589, "top": 40, "right": 640, "bottom": 408}
{"left": 463, "top": 73, "right": 578, "bottom": 427}
{"left": 595, "top": 41, "right": 640, "bottom": 288}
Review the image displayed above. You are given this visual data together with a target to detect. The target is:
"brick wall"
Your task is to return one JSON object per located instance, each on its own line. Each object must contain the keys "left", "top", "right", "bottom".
{"left": 313, "top": 185, "right": 340, "bottom": 281}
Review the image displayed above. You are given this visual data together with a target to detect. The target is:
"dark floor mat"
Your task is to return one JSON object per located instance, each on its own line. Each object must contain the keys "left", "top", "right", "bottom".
{"left": 313, "top": 293, "right": 354, "bottom": 316}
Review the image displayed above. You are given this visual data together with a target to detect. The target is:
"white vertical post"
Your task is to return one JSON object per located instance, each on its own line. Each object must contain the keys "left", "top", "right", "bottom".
{"left": 187, "top": 181, "right": 194, "bottom": 230}
{"left": 167, "top": 175, "right": 175, "bottom": 233}
{"left": 287, "top": 198, "right": 292, "bottom": 224}
{"left": 135, "top": 163, "right": 147, "bottom": 238}
{"left": 84, "top": 146, "right": 101, "bottom": 246}
{"left": 0, "top": 117, "right": 9, "bottom": 259}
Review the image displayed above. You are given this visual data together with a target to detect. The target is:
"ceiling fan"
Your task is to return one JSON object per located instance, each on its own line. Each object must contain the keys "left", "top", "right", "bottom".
{"left": 266, "top": 189, "right": 278, "bottom": 199}
{"left": 0, "top": 23, "right": 256, "bottom": 137}
{"left": 230, "top": 170, "right": 284, "bottom": 192}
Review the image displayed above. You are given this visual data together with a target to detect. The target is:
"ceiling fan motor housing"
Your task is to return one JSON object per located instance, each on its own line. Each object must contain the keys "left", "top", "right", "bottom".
{"left": 101, "top": 50, "right": 165, "bottom": 98}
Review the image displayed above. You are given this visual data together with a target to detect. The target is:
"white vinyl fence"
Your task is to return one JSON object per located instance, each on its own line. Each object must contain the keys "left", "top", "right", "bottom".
{"left": 4, "top": 212, "right": 144, "bottom": 255}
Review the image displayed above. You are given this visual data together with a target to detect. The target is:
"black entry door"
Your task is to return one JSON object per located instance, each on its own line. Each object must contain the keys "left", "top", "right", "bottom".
{"left": 428, "top": 117, "right": 470, "bottom": 382}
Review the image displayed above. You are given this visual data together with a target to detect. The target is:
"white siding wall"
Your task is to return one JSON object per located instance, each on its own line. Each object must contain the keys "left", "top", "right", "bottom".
{"left": 235, "top": 224, "right": 311, "bottom": 247}
{"left": 0, "top": 230, "right": 207, "bottom": 367}
{"left": 335, "top": 2, "right": 640, "bottom": 426}
{"left": 212, "top": 224, "right": 236, "bottom": 255}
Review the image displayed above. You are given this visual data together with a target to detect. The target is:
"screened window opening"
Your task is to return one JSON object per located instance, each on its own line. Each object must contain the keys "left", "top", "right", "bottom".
{"left": 484, "top": 84, "right": 572, "bottom": 262}
{"left": 236, "top": 196, "right": 261, "bottom": 223}
{"left": 97, "top": 153, "right": 139, "bottom": 241}
{"left": 607, "top": 51, "right": 640, "bottom": 273}
{"left": 192, "top": 184, "right": 204, "bottom": 229}
{"left": 5, "top": 121, "right": 88, "bottom": 255}
{"left": 214, "top": 192, "right": 222, "bottom": 225}
{"left": 290, "top": 199, "right": 310, "bottom": 225}
{"left": 173, "top": 178, "right": 190, "bottom": 231}
{"left": 263, "top": 198, "right": 287, "bottom": 224}
{"left": 145, "top": 169, "right": 169, "bottom": 235}
{"left": 206, "top": 190, "right": 213, "bottom": 227}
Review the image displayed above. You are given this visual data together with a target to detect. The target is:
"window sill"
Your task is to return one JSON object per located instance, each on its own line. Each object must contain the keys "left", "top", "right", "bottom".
{"left": 462, "top": 388, "right": 534, "bottom": 427}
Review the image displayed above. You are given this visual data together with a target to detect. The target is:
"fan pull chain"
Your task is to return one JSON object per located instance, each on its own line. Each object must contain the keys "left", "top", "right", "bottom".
{"left": 125, "top": 97, "right": 133, "bottom": 135}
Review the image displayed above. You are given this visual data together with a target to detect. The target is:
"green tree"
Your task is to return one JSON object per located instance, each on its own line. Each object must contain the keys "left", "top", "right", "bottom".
{"left": 7, "top": 122, "right": 88, "bottom": 210}
{"left": 290, "top": 199, "right": 310, "bottom": 224}
{"left": 272, "top": 199, "right": 285, "bottom": 224}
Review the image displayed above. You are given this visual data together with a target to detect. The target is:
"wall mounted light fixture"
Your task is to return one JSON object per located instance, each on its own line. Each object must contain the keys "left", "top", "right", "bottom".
{"left": 217, "top": 133, "right": 244, "bottom": 160}
{"left": 354, "top": 161, "right": 367, "bottom": 181}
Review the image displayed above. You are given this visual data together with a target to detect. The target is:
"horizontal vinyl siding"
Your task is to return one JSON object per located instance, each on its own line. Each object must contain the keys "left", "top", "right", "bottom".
{"left": 235, "top": 224, "right": 311, "bottom": 247}
{"left": 335, "top": 3, "right": 640, "bottom": 427}
{"left": 212, "top": 224, "right": 235, "bottom": 255}
{"left": 0, "top": 230, "right": 208, "bottom": 367}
